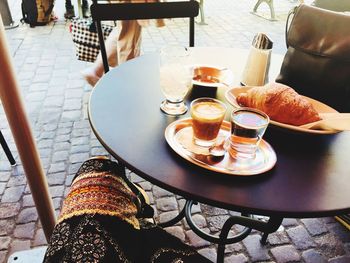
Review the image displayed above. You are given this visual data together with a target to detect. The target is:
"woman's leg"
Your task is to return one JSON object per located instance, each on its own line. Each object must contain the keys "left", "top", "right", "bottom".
{"left": 82, "top": 20, "right": 142, "bottom": 87}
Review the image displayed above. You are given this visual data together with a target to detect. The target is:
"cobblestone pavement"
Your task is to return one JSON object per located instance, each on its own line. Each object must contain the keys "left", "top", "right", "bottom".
{"left": 1, "top": 0, "right": 350, "bottom": 262}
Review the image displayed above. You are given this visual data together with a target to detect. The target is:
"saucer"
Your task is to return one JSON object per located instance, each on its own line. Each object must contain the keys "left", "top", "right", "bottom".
{"left": 192, "top": 65, "right": 234, "bottom": 88}
{"left": 165, "top": 118, "right": 277, "bottom": 176}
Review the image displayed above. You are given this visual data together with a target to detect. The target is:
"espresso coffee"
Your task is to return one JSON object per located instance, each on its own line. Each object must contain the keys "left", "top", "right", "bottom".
{"left": 191, "top": 100, "right": 226, "bottom": 146}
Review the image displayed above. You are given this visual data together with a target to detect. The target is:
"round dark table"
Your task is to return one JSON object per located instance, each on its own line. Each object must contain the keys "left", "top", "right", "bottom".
{"left": 88, "top": 47, "right": 350, "bottom": 251}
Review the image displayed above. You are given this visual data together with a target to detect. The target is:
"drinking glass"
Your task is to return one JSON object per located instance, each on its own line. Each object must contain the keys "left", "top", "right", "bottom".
{"left": 190, "top": 98, "right": 227, "bottom": 147}
{"left": 228, "top": 107, "right": 269, "bottom": 159}
{"left": 160, "top": 46, "right": 192, "bottom": 115}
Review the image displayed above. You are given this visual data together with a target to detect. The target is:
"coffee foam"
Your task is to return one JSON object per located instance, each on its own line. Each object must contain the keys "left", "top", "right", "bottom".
{"left": 192, "top": 102, "right": 225, "bottom": 121}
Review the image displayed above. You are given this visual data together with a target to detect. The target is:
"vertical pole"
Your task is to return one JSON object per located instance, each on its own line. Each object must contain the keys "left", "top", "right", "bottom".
{"left": 0, "top": 16, "right": 56, "bottom": 241}
{"left": 0, "top": 0, "right": 19, "bottom": 29}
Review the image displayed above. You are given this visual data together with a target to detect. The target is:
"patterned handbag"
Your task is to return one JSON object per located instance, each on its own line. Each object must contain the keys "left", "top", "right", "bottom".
{"left": 70, "top": 18, "right": 114, "bottom": 62}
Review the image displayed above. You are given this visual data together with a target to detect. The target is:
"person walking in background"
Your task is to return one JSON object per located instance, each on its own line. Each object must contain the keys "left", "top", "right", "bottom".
{"left": 64, "top": 0, "right": 90, "bottom": 19}
{"left": 81, "top": 0, "right": 165, "bottom": 87}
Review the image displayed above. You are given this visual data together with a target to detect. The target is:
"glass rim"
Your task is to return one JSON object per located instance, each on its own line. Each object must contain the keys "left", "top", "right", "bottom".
{"left": 231, "top": 107, "right": 270, "bottom": 128}
{"left": 190, "top": 97, "right": 227, "bottom": 111}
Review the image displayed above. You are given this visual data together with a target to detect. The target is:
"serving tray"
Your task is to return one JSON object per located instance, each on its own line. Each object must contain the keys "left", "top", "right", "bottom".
{"left": 165, "top": 118, "right": 277, "bottom": 176}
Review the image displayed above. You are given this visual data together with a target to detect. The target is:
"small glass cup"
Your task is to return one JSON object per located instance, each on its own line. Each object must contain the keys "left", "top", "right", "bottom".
{"left": 190, "top": 98, "right": 227, "bottom": 147}
{"left": 159, "top": 46, "right": 192, "bottom": 115}
{"left": 228, "top": 107, "right": 269, "bottom": 159}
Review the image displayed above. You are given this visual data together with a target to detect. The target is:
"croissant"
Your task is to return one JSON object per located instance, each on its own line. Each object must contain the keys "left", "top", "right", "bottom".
{"left": 236, "top": 83, "right": 321, "bottom": 126}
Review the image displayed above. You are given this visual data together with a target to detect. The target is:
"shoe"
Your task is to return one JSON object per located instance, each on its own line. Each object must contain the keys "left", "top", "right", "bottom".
{"left": 64, "top": 6, "right": 75, "bottom": 19}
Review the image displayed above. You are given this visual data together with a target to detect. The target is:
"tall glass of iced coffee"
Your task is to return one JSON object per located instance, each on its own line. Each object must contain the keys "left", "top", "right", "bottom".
{"left": 190, "top": 98, "right": 227, "bottom": 147}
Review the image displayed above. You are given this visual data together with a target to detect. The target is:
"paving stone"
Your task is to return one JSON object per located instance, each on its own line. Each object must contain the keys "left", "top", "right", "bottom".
{"left": 164, "top": 226, "right": 186, "bottom": 242}
{"left": 54, "top": 142, "right": 71, "bottom": 151}
{"left": 315, "top": 233, "right": 346, "bottom": 258}
{"left": 61, "top": 110, "right": 81, "bottom": 122}
{"left": 156, "top": 196, "right": 178, "bottom": 212}
{"left": 178, "top": 199, "right": 201, "bottom": 214}
{"left": 0, "top": 219, "right": 15, "bottom": 236}
{"left": 1, "top": 185, "right": 25, "bottom": 202}
{"left": 191, "top": 214, "right": 207, "bottom": 229}
{"left": 17, "top": 207, "right": 38, "bottom": 224}
{"left": 198, "top": 247, "right": 217, "bottom": 262}
{"left": 138, "top": 181, "right": 152, "bottom": 191}
{"left": 186, "top": 229, "right": 211, "bottom": 248}
{"left": 63, "top": 99, "right": 81, "bottom": 110}
{"left": 40, "top": 131, "right": 56, "bottom": 139}
{"left": 158, "top": 211, "right": 180, "bottom": 225}
{"left": 7, "top": 176, "right": 26, "bottom": 187}
{"left": 14, "top": 222, "right": 36, "bottom": 239}
{"left": 301, "top": 218, "right": 328, "bottom": 236}
{"left": 225, "top": 253, "right": 248, "bottom": 263}
{"left": 206, "top": 215, "right": 230, "bottom": 232}
{"left": 225, "top": 242, "right": 243, "bottom": 253}
{"left": 71, "top": 145, "right": 90, "bottom": 154}
{"left": 49, "top": 185, "right": 65, "bottom": 198}
{"left": 329, "top": 256, "right": 350, "bottom": 263}
{"left": 22, "top": 195, "right": 35, "bottom": 207}
{"left": 302, "top": 249, "right": 327, "bottom": 263}
{"left": 9, "top": 239, "right": 31, "bottom": 255}
{"left": 0, "top": 172, "right": 11, "bottom": 182}
{"left": 55, "top": 134, "right": 70, "bottom": 142}
{"left": 38, "top": 139, "right": 54, "bottom": 149}
{"left": 51, "top": 151, "right": 69, "bottom": 162}
{"left": 48, "top": 162, "right": 66, "bottom": 173}
{"left": 201, "top": 204, "right": 228, "bottom": 216}
{"left": 47, "top": 172, "right": 66, "bottom": 185}
{"left": 57, "top": 128, "right": 72, "bottom": 136}
{"left": 0, "top": 183, "right": 6, "bottom": 195}
{"left": 328, "top": 223, "right": 350, "bottom": 243}
{"left": 33, "top": 228, "right": 48, "bottom": 246}
{"left": 270, "top": 245, "right": 301, "bottom": 263}
{"left": 0, "top": 236, "right": 11, "bottom": 250}
{"left": 69, "top": 152, "right": 89, "bottom": 164}
{"left": 286, "top": 225, "right": 316, "bottom": 250}
{"left": 71, "top": 136, "right": 89, "bottom": 146}
{"left": 242, "top": 235, "right": 270, "bottom": 262}
{"left": 0, "top": 251, "right": 7, "bottom": 263}
{"left": 153, "top": 185, "right": 173, "bottom": 198}
{"left": 282, "top": 218, "right": 299, "bottom": 227}
{"left": 267, "top": 230, "right": 290, "bottom": 245}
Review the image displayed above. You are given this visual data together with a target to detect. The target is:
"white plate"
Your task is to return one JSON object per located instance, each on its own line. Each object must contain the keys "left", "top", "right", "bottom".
{"left": 225, "top": 86, "right": 340, "bottom": 135}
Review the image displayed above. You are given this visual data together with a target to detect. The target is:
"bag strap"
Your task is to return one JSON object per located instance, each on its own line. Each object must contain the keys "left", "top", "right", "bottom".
{"left": 285, "top": 6, "right": 298, "bottom": 48}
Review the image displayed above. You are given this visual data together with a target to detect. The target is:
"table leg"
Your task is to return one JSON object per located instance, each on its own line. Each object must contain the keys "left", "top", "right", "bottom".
{"left": 158, "top": 202, "right": 187, "bottom": 228}
{"left": 185, "top": 200, "right": 253, "bottom": 244}
{"left": 156, "top": 199, "right": 283, "bottom": 263}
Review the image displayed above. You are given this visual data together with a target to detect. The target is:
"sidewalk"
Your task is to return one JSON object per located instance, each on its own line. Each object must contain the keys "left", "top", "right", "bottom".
{"left": 1, "top": 0, "right": 349, "bottom": 262}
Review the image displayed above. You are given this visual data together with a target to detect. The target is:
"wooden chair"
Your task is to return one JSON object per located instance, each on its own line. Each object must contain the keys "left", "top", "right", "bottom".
{"left": 90, "top": 0, "right": 199, "bottom": 73}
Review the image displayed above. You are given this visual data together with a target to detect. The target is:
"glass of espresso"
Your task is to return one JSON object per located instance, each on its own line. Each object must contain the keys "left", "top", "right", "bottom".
{"left": 229, "top": 108, "right": 269, "bottom": 159}
{"left": 190, "top": 98, "right": 227, "bottom": 147}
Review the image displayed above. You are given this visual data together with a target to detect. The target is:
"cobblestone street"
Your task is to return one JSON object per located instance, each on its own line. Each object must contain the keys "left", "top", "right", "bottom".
{"left": 1, "top": 0, "right": 350, "bottom": 262}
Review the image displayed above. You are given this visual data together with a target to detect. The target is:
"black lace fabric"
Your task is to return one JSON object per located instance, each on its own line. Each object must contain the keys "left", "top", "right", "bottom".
{"left": 43, "top": 159, "right": 211, "bottom": 263}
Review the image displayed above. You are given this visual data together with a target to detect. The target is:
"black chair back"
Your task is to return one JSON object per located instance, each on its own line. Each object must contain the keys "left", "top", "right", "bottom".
{"left": 90, "top": 0, "right": 199, "bottom": 73}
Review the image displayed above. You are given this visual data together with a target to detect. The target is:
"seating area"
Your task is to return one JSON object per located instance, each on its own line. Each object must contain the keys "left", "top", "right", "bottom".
{"left": 1, "top": 0, "right": 350, "bottom": 262}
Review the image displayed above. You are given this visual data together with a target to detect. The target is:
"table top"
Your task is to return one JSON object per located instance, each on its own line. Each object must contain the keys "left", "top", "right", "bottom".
{"left": 89, "top": 47, "right": 350, "bottom": 218}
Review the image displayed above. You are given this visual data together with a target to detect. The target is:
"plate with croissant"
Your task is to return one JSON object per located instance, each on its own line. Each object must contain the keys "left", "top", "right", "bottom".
{"left": 225, "top": 82, "right": 340, "bottom": 134}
